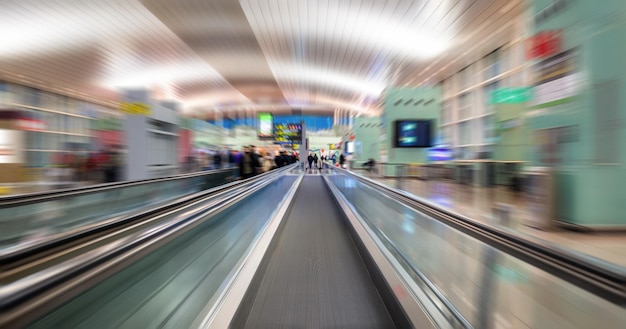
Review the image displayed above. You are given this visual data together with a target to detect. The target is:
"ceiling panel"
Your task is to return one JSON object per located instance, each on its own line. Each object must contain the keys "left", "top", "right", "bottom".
{"left": 0, "top": 0, "right": 527, "bottom": 115}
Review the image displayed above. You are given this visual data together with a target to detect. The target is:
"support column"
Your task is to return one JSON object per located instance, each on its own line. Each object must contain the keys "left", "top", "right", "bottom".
{"left": 121, "top": 88, "right": 150, "bottom": 181}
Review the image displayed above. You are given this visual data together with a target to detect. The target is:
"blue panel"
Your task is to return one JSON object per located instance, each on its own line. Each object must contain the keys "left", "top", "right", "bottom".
{"left": 207, "top": 115, "right": 333, "bottom": 132}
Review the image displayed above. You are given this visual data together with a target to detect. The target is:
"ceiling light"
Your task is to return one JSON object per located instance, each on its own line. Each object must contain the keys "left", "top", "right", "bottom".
{"left": 272, "top": 64, "right": 387, "bottom": 97}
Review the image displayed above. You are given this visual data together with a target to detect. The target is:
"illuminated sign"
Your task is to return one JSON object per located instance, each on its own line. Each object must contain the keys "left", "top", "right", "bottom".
{"left": 0, "top": 129, "right": 24, "bottom": 163}
{"left": 428, "top": 146, "right": 453, "bottom": 161}
{"left": 491, "top": 88, "right": 532, "bottom": 104}
{"left": 526, "top": 30, "right": 562, "bottom": 60}
{"left": 257, "top": 113, "right": 274, "bottom": 140}
{"left": 120, "top": 102, "right": 151, "bottom": 116}
{"left": 274, "top": 123, "right": 302, "bottom": 144}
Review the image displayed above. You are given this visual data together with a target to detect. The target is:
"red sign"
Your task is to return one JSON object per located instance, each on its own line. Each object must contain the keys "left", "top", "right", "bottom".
{"left": 17, "top": 119, "right": 46, "bottom": 131}
{"left": 349, "top": 134, "right": 355, "bottom": 141}
{"left": 526, "top": 30, "right": 562, "bottom": 60}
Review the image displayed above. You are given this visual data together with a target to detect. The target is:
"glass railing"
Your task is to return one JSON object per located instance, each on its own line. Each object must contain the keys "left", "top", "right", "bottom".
{"left": 24, "top": 175, "right": 299, "bottom": 329}
{"left": 0, "top": 168, "right": 236, "bottom": 252}
{"left": 326, "top": 173, "right": 626, "bottom": 328}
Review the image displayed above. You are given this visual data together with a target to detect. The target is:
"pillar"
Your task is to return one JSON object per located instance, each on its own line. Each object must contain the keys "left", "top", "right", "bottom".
{"left": 121, "top": 88, "right": 150, "bottom": 181}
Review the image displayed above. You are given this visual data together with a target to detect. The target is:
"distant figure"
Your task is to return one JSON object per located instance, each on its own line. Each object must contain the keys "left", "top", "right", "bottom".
{"left": 330, "top": 153, "right": 337, "bottom": 165}
{"left": 307, "top": 153, "right": 314, "bottom": 171}
{"left": 313, "top": 153, "right": 319, "bottom": 169}
{"left": 339, "top": 153, "right": 346, "bottom": 168}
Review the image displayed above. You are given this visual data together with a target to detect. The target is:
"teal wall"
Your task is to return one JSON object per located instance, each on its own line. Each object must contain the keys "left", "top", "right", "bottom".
{"left": 353, "top": 117, "right": 382, "bottom": 162}
{"left": 383, "top": 87, "right": 442, "bottom": 164}
{"left": 493, "top": 103, "right": 531, "bottom": 161}
{"left": 528, "top": 0, "right": 626, "bottom": 227}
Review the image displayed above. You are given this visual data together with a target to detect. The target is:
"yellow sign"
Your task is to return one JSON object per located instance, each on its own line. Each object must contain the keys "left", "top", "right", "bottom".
{"left": 120, "top": 102, "right": 151, "bottom": 116}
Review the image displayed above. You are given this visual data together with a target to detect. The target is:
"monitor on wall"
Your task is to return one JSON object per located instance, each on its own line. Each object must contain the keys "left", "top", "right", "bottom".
{"left": 393, "top": 120, "right": 433, "bottom": 148}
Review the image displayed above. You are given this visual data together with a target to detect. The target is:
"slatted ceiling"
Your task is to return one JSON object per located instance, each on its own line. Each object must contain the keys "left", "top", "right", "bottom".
{"left": 0, "top": 0, "right": 246, "bottom": 106}
{"left": 141, "top": 0, "right": 285, "bottom": 109}
{"left": 0, "top": 0, "right": 526, "bottom": 113}
{"left": 403, "top": 0, "right": 519, "bottom": 82}
{"left": 400, "top": 0, "right": 524, "bottom": 85}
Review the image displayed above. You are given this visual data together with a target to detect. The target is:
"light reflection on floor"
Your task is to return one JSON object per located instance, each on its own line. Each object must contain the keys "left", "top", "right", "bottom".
{"left": 374, "top": 177, "right": 626, "bottom": 268}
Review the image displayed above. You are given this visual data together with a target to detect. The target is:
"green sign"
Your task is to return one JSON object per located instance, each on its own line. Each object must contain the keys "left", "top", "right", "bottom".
{"left": 490, "top": 88, "right": 532, "bottom": 104}
{"left": 257, "top": 113, "right": 274, "bottom": 139}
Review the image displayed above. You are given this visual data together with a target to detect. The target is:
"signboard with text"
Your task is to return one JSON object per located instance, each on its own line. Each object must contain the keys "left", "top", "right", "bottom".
{"left": 120, "top": 102, "right": 151, "bottom": 116}
{"left": 490, "top": 88, "right": 532, "bottom": 104}
{"left": 274, "top": 123, "right": 302, "bottom": 144}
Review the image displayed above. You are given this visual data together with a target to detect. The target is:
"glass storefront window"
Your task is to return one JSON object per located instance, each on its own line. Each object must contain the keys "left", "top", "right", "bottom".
{"left": 459, "top": 92, "right": 472, "bottom": 119}
{"left": 458, "top": 121, "right": 469, "bottom": 145}
{"left": 483, "top": 81, "right": 499, "bottom": 109}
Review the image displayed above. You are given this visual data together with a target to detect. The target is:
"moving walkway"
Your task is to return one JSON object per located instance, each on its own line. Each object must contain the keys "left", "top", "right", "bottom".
{"left": 1, "top": 166, "right": 624, "bottom": 328}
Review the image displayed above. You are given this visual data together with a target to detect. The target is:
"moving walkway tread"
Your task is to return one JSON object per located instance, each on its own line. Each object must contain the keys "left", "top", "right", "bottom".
{"left": 232, "top": 176, "right": 398, "bottom": 329}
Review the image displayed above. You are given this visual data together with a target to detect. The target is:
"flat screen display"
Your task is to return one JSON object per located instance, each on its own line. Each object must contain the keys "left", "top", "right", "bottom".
{"left": 394, "top": 120, "right": 433, "bottom": 148}
{"left": 257, "top": 113, "right": 274, "bottom": 140}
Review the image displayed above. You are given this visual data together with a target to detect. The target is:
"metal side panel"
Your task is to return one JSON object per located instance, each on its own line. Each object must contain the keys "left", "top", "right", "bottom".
{"left": 229, "top": 176, "right": 396, "bottom": 329}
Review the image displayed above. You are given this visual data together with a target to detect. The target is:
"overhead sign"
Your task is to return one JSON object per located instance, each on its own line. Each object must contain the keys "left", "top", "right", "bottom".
{"left": 120, "top": 102, "right": 151, "bottom": 116}
{"left": 490, "top": 88, "right": 532, "bottom": 104}
{"left": 257, "top": 113, "right": 274, "bottom": 140}
{"left": 274, "top": 123, "right": 302, "bottom": 144}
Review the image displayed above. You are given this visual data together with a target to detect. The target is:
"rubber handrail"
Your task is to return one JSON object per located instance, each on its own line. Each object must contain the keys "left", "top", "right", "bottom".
{"left": 0, "top": 167, "right": 236, "bottom": 206}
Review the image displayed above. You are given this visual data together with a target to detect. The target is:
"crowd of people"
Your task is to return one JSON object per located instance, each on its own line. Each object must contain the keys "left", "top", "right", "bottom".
{"left": 46, "top": 146, "right": 125, "bottom": 184}
{"left": 182, "top": 145, "right": 299, "bottom": 179}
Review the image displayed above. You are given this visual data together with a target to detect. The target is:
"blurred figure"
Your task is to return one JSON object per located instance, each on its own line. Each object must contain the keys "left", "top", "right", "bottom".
{"left": 275, "top": 151, "right": 286, "bottom": 168}
{"left": 313, "top": 153, "right": 319, "bottom": 169}
{"left": 263, "top": 152, "right": 275, "bottom": 172}
{"left": 339, "top": 153, "right": 346, "bottom": 168}
{"left": 239, "top": 146, "right": 255, "bottom": 179}
{"left": 363, "top": 158, "right": 376, "bottom": 173}
{"left": 228, "top": 149, "right": 236, "bottom": 168}
{"left": 307, "top": 153, "right": 314, "bottom": 170}
{"left": 213, "top": 151, "right": 222, "bottom": 169}
{"left": 103, "top": 147, "right": 117, "bottom": 183}
{"left": 86, "top": 152, "right": 99, "bottom": 181}
{"left": 249, "top": 145, "right": 262, "bottom": 174}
